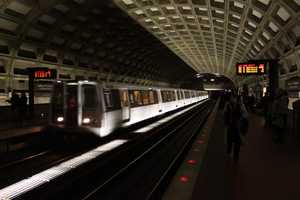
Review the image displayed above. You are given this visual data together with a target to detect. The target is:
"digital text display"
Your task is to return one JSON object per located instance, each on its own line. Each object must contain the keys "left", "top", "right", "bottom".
{"left": 31, "top": 68, "right": 57, "bottom": 79}
{"left": 236, "top": 63, "right": 267, "bottom": 75}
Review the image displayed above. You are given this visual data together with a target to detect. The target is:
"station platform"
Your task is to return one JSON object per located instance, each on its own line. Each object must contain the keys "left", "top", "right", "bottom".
{"left": 0, "top": 126, "right": 43, "bottom": 140}
{"left": 191, "top": 109, "right": 300, "bottom": 200}
{"left": 0, "top": 117, "right": 46, "bottom": 131}
{"left": 0, "top": 106, "right": 47, "bottom": 141}
{"left": 0, "top": 115, "right": 46, "bottom": 153}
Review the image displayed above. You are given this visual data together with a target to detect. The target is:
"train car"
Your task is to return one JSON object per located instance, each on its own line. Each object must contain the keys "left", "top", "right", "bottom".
{"left": 49, "top": 80, "right": 208, "bottom": 137}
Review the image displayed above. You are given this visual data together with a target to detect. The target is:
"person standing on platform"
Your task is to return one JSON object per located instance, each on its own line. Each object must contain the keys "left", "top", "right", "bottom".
{"left": 276, "top": 90, "right": 289, "bottom": 143}
{"left": 272, "top": 89, "right": 289, "bottom": 143}
{"left": 248, "top": 94, "right": 256, "bottom": 112}
{"left": 262, "top": 89, "right": 271, "bottom": 126}
{"left": 7, "top": 91, "right": 19, "bottom": 111}
{"left": 224, "top": 93, "right": 242, "bottom": 161}
{"left": 238, "top": 95, "right": 249, "bottom": 139}
{"left": 19, "top": 92, "right": 28, "bottom": 124}
{"left": 7, "top": 91, "right": 20, "bottom": 122}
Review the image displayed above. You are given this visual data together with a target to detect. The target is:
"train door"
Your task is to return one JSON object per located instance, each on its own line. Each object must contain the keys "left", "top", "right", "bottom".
{"left": 80, "top": 83, "right": 102, "bottom": 127}
{"left": 50, "top": 81, "right": 64, "bottom": 124}
{"left": 120, "top": 89, "right": 130, "bottom": 122}
{"left": 65, "top": 83, "right": 79, "bottom": 127}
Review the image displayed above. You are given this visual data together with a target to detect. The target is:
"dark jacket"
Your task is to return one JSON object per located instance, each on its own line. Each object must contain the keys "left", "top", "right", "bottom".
{"left": 224, "top": 101, "right": 241, "bottom": 142}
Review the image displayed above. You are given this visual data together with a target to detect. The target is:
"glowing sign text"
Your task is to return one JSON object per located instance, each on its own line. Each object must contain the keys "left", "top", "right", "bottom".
{"left": 30, "top": 68, "right": 57, "bottom": 79}
{"left": 236, "top": 63, "right": 267, "bottom": 75}
{"left": 34, "top": 70, "right": 51, "bottom": 78}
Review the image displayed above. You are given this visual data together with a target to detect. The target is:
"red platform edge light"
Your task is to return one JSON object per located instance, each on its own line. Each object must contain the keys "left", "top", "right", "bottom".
{"left": 187, "top": 159, "right": 197, "bottom": 165}
{"left": 180, "top": 176, "right": 189, "bottom": 183}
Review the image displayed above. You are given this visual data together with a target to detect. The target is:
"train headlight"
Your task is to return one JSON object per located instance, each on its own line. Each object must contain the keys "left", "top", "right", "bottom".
{"left": 83, "top": 118, "right": 91, "bottom": 124}
{"left": 57, "top": 117, "right": 64, "bottom": 122}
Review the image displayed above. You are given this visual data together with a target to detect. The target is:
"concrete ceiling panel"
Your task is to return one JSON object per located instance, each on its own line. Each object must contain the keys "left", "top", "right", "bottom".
{"left": 0, "top": 18, "right": 18, "bottom": 32}
{"left": 6, "top": 0, "right": 32, "bottom": 15}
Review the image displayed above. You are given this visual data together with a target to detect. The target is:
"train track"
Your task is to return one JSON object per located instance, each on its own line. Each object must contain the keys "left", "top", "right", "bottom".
{"left": 0, "top": 100, "right": 212, "bottom": 199}
{"left": 0, "top": 141, "right": 101, "bottom": 189}
{"left": 0, "top": 150, "right": 51, "bottom": 170}
{"left": 11, "top": 100, "right": 213, "bottom": 200}
{"left": 80, "top": 100, "right": 214, "bottom": 200}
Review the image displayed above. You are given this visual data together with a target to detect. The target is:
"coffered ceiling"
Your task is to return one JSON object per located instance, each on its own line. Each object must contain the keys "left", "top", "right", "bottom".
{"left": 114, "top": 0, "right": 300, "bottom": 78}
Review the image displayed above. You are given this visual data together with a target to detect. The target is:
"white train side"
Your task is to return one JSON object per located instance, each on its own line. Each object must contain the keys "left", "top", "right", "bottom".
{"left": 49, "top": 81, "right": 208, "bottom": 137}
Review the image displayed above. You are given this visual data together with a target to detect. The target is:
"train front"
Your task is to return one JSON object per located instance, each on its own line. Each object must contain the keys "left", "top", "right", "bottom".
{"left": 49, "top": 81, "right": 103, "bottom": 137}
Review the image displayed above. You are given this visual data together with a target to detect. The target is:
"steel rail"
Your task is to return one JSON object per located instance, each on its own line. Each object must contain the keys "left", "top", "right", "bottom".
{"left": 0, "top": 150, "right": 51, "bottom": 170}
{"left": 81, "top": 102, "right": 210, "bottom": 200}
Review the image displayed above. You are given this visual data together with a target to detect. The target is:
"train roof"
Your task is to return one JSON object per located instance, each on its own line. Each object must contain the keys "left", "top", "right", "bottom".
{"left": 53, "top": 80, "right": 206, "bottom": 92}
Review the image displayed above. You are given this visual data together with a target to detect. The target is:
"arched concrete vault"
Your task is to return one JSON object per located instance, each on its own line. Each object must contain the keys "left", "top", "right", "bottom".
{"left": 114, "top": 0, "right": 300, "bottom": 79}
{"left": 0, "top": 0, "right": 197, "bottom": 88}
{"left": 0, "top": 0, "right": 299, "bottom": 90}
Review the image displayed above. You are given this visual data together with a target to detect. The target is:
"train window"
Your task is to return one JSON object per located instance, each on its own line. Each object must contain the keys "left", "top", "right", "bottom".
{"left": 171, "top": 91, "right": 176, "bottom": 101}
{"left": 142, "top": 90, "right": 150, "bottom": 105}
{"left": 161, "top": 90, "right": 176, "bottom": 102}
{"left": 161, "top": 91, "right": 167, "bottom": 102}
{"left": 149, "top": 91, "right": 156, "bottom": 104}
{"left": 168, "top": 91, "right": 172, "bottom": 102}
{"left": 133, "top": 90, "right": 143, "bottom": 106}
{"left": 104, "top": 89, "right": 121, "bottom": 110}
{"left": 104, "top": 90, "right": 113, "bottom": 108}
{"left": 128, "top": 90, "right": 158, "bottom": 107}
{"left": 129, "top": 91, "right": 134, "bottom": 105}
{"left": 66, "top": 85, "right": 78, "bottom": 109}
{"left": 181, "top": 91, "right": 185, "bottom": 99}
{"left": 111, "top": 89, "right": 121, "bottom": 109}
{"left": 120, "top": 90, "right": 129, "bottom": 107}
{"left": 184, "top": 91, "right": 190, "bottom": 98}
{"left": 52, "top": 83, "right": 64, "bottom": 107}
{"left": 82, "top": 85, "right": 98, "bottom": 108}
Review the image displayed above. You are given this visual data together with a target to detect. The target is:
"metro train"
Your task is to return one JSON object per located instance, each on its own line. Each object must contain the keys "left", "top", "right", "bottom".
{"left": 49, "top": 80, "right": 209, "bottom": 137}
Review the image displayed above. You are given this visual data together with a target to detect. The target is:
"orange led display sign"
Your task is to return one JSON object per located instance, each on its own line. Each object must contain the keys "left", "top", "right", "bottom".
{"left": 236, "top": 63, "right": 267, "bottom": 75}
{"left": 31, "top": 68, "right": 57, "bottom": 79}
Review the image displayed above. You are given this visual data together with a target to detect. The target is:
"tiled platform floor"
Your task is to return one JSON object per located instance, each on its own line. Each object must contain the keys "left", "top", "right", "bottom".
{"left": 192, "top": 111, "right": 300, "bottom": 200}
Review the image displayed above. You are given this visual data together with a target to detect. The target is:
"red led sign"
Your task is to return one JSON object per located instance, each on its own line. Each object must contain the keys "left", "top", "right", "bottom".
{"left": 236, "top": 63, "right": 267, "bottom": 75}
{"left": 34, "top": 70, "right": 52, "bottom": 79}
{"left": 30, "top": 68, "right": 57, "bottom": 79}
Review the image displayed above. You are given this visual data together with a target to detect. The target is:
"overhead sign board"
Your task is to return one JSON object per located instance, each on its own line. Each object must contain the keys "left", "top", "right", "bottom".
{"left": 28, "top": 68, "right": 57, "bottom": 79}
{"left": 236, "top": 62, "right": 267, "bottom": 75}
